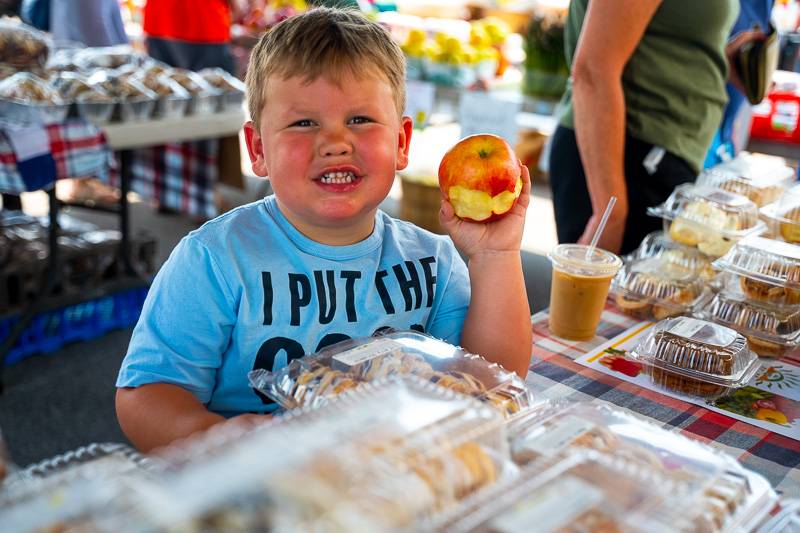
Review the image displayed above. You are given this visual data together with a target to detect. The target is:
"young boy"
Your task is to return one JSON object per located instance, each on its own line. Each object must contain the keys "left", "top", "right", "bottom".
{"left": 116, "top": 7, "right": 532, "bottom": 452}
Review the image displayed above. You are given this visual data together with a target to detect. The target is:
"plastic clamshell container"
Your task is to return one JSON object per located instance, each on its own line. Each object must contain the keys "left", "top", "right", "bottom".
{"left": 249, "top": 329, "right": 534, "bottom": 417}
{"left": 629, "top": 231, "right": 718, "bottom": 281}
{"left": 716, "top": 270, "right": 800, "bottom": 306}
{"left": 140, "top": 377, "right": 514, "bottom": 532}
{"left": 611, "top": 256, "right": 712, "bottom": 320}
{"left": 432, "top": 450, "right": 693, "bottom": 533}
{"left": 75, "top": 100, "right": 114, "bottom": 125}
{"left": 761, "top": 189, "right": 800, "bottom": 243}
{"left": 629, "top": 317, "right": 760, "bottom": 398}
{"left": 118, "top": 97, "right": 155, "bottom": 122}
{"left": 696, "top": 164, "right": 794, "bottom": 207}
{"left": 648, "top": 184, "right": 765, "bottom": 257}
{"left": 713, "top": 234, "right": 800, "bottom": 290}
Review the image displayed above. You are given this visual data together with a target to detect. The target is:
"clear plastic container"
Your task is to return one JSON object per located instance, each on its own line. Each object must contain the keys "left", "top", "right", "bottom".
{"left": 696, "top": 159, "right": 795, "bottom": 207}
{"left": 716, "top": 270, "right": 800, "bottom": 306}
{"left": 713, "top": 235, "right": 800, "bottom": 291}
{"left": 433, "top": 450, "right": 694, "bottom": 533}
{"left": 0, "top": 72, "right": 69, "bottom": 125}
{"left": 648, "top": 184, "right": 765, "bottom": 257}
{"left": 131, "top": 71, "right": 191, "bottom": 119}
{"left": 166, "top": 69, "right": 221, "bottom": 115}
{"left": 249, "top": 330, "right": 533, "bottom": 417}
{"left": 628, "top": 231, "right": 718, "bottom": 280}
{"left": 698, "top": 291, "right": 800, "bottom": 357}
{"left": 140, "top": 377, "right": 513, "bottom": 532}
{"left": 761, "top": 188, "right": 800, "bottom": 243}
{"left": 197, "top": 67, "right": 245, "bottom": 112}
{"left": 629, "top": 317, "right": 760, "bottom": 398}
{"left": 612, "top": 256, "right": 712, "bottom": 320}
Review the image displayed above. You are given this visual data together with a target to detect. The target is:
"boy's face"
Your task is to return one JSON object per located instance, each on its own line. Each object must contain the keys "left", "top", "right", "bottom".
{"left": 244, "top": 71, "right": 412, "bottom": 245}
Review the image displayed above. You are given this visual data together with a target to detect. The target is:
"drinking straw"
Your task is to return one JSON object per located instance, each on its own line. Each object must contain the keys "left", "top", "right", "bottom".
{"left": 586, "top": 196, "right": 617, "bottom": 259}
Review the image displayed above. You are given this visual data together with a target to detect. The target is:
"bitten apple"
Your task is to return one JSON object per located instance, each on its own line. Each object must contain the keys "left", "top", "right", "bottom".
{"left": 438, "top": 134, "right": 522, "bottom": 222}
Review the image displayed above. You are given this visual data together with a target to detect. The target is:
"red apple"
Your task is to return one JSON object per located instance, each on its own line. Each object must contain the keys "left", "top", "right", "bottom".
{"left": 438, "top": 134, "right": 522, "bottom": 222}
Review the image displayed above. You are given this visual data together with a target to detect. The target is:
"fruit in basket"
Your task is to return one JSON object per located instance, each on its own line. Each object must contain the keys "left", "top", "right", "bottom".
{"left": 438, "top": 134, "right": 522, "bottom": 222}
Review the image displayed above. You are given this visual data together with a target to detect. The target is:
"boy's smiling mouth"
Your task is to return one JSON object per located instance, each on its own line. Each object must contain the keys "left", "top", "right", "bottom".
{"left": 319, "top": 171, "right": 356, "bottom": 184}
{"left": 314, "top": 166, "right": 363, "bottom": 191}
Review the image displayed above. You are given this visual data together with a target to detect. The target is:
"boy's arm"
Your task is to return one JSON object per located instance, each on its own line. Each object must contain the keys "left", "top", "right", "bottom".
{"left": 116, "top": 384, "right": 269, "bottom": 452}
{"left": 116, "top": 384, "right": 225, "bottom": 452}
{"left": 440, "top": 164, "right": 532, "bottom": 378}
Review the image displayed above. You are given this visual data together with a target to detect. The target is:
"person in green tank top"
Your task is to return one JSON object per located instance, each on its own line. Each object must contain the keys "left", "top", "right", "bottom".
{"left": 548, "top": 0, "right": 760, "bottom": 255}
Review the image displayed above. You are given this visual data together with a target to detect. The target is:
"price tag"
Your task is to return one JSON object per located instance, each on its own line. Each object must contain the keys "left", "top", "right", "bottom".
{"left": 405, "top": 80, "right": 436, "bottom": 129}
{"left": 331, "top": 338, "right": 402, "bottom": 370}
{"left": 458, "top": 91, "right": 521, "bottom": 146}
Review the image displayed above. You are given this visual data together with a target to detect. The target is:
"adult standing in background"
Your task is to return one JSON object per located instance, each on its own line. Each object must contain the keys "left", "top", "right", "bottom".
{"left": 50, "top": 0, "right": 128, "bottom": 46}
{"left": 143, "top": 0, "right": 234, "bottom": 74}
{"left": 548, "top": 1, "right": 750, "bottom": 255}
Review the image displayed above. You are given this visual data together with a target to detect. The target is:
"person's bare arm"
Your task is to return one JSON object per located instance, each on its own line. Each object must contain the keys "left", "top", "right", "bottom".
{"left": 571, "top": 0, "right": 662, "bottom": 253}
{"left": 116, "top": 384, "right": 228, "bottom": 453}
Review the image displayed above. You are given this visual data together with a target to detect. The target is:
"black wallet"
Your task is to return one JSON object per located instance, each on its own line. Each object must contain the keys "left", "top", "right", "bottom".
{"left": 736, "top": 25, "right": 779, "bottom": 105}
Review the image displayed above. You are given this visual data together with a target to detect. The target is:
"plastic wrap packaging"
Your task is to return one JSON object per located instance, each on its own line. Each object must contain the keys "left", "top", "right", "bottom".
{"left": 696, "top": 157, "right": 794, "bottom": 207}
{"left": 698, "top": 289, "right": 800, "bottom": 357}
{"left": 0, "top": 72, "right": 69, "bottom": 124}
{"left": 431, "top": 450, "right": 697, "bottom": 533}
{"left": 87, "top": 71, "right": 157, "bottom": 122}
{"left": 761, "top": 186, "right": 800, "bottom": 243}
{"left": 248, "top": 330, "right": 534, "bottom": 417}
{"left": 131, "top": 71, "right": 190, "bottom": 119}
{"left": 0, "top": 21, "right": 49, "bottom": 70}
{"left": 114, "top": 377, "right": 514, "bottom": 532}
{"left": 74, "top": 45, "right": 144, "bottom": 70}
{"left": 51, "top": 71, "right": 116, "bottom": 124}
{"left": 198, "top": 67, "right": 245, "bottom": 111}
{"left": 611, "top": 254, "right": 713, "bottom": 321}
{"left": 505, "top": 401, "right": 777, "bottom": 532}
{"left": 629, "top": 317, "right": 760, "bottom": 398}
{"left": 166, "top": 68, "right": 220, "bottom": 115}
{"left": 648, "top": 184, "right": 765, "bottom": 257}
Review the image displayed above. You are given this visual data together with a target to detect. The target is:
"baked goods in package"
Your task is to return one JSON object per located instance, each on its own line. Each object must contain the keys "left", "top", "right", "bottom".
{"left": 612, "top": 233, "right": 714, "bottom": 320}
{"left": 505, "top": 402, "right": 777, "bottom": 532}
{"left": 0, "top": 21, "right": 49, "bottom": 70}
{"left": 648, "top": 184, "right": 764, "bottom": 257}
{"left": 697, "top": 152, "right": 794, "bottom": 207}
{"left": 0, "top": 72, "right": 69, "bottom": 124}
{"left": 761, "top": 185, "right": 800, "bottom": 243}
{"left": 66, "top": 378, "right": 513, "bottom": 532}
{"left": 433, "top": 450, "right": 698, "bottom": 533}
{"left": 629, "top": 317, "right": 760, "bottom": 398}
{"left": 248, "top": 329, "right": 533, "bottom": 417}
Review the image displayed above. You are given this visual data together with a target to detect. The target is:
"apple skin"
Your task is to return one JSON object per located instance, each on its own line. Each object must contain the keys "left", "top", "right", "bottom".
{"left": 438, "top": 134, "right": 522, "bottom": 223}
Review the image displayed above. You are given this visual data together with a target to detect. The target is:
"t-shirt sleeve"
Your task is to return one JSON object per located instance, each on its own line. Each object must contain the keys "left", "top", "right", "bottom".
{"left": 116, "top": 235, "right": 237, "bottom": 404}
{"left": 426, "top": 242, "right": 470, "bottom": 345}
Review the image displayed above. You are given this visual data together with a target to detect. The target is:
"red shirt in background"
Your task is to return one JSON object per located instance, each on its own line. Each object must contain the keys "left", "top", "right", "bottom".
{"left": 143, "top": 0, "right": 231, "bottom": 44}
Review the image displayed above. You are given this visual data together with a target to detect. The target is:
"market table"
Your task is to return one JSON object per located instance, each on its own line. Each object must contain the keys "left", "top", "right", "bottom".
{"left": 527, "top": 303, "right": 800, "bottom": 499}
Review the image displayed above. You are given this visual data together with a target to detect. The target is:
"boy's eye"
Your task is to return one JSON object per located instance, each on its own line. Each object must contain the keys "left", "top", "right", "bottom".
{"left": 291, "top": 119, "right": 315, "bottom": 127}
{"left": 349, "top": 116, "right": 372, "bottom": 125}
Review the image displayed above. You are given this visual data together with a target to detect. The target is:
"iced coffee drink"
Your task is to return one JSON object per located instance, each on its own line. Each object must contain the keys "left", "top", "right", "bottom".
{"left": 548, "top": 244, "right": 623, "bottom": 341}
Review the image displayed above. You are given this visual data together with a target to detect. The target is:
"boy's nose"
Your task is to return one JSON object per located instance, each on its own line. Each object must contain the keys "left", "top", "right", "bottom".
{"left": 318, "top": 130, "right": 352, "bottom": 157}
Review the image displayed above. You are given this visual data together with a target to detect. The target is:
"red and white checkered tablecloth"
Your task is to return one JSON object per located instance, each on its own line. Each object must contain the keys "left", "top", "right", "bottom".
{"left": 0, "top": 120, "right": 112, "bottom": 194}
{"left": 529, "top": 302, "right": 800, "bottom": 499}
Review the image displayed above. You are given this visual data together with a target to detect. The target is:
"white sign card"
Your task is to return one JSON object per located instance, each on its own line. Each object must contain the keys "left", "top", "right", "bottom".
{"left": 458, "top": 91, "right": 521, "bottom": 146}
{"left": 405, "top": 80, "right": 436, "bottom": 129}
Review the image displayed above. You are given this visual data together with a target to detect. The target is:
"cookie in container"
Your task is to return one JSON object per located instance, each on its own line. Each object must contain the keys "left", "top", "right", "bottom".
{"left": 628, "top": 317, "right": 760, "bottom": 398}
{"left": 648, "top": 184, "right": 765, "bottom": 257}
{"left": 248, "top": 329, "right": 534, "bottom": 417}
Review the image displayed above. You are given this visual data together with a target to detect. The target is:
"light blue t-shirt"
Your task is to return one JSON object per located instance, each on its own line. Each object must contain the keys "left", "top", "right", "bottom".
{"left": 117, "top": 196, "right": 470, "bottom": 416}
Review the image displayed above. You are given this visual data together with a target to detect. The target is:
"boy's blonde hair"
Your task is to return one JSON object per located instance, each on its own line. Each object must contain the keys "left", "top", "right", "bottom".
{"left": 245, "top": 7, "right": 406, "bottom": 129}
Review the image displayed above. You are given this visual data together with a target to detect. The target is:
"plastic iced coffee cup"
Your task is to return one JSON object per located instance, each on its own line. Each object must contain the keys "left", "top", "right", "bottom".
{"left": 547, "top": 244, "right": 623, "bottom": 341}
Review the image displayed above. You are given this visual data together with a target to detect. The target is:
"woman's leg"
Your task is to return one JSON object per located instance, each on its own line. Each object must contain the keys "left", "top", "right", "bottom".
{"left": 548, "top": 125, "right": 593, "bottom": 245}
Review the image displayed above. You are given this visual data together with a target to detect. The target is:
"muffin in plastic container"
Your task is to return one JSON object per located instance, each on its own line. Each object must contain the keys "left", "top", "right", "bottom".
{"left": 248, "top": 329, "right": 534, "bottom": 417}
{"left": 713, "top": 235, "right": 800, "bottom": 295}
{"left": 696, "top": 164, "right": 794, "bottom": 208}
{"left": 629, "top": 317, "right": 760, "bottom": 398}
{"left": 760, "top": 185, "right": 800, "bottom": 243}
{"left": 612, "top": 254, "right": 713, "bottom": 321}
{"left": 698, "top": 289, "right": 800, "bottom": 357}
{"left": 648, "top": 184, "right": 765, "bottom": 257}
{"left": 0, "top": 72, "right": 69, "bottom": 125}
{"left": 431, "top": 450, "right": 697, "bottom": 533}
{"left": 628, "top": 231, "right": 718, "bottom": 281}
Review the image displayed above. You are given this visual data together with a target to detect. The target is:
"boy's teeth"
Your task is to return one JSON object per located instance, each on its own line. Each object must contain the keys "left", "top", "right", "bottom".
{"left": 320, "top": 171, "right": 355, "bottom": 184}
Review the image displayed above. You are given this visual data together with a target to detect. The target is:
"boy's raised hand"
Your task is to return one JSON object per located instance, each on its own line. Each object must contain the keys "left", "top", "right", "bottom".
{"left": 439, "top": 162, "right": 531, "bottom": 259}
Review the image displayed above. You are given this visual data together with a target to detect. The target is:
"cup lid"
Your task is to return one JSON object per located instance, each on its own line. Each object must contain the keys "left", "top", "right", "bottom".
{"left": 547, "top": 244, "right": 622, "bottom": 277}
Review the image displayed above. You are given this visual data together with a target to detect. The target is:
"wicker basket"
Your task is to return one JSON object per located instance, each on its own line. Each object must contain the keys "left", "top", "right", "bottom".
{"left": 399, "top": 176, "right": 445, "bottom": 234}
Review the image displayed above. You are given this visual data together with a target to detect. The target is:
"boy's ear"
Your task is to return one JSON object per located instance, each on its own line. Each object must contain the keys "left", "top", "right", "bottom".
{"left": 395, "top": 115, "right": 413, "bottom": 171}
{"left": 244, "top": 120, "right": 269, "bottom": 177}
